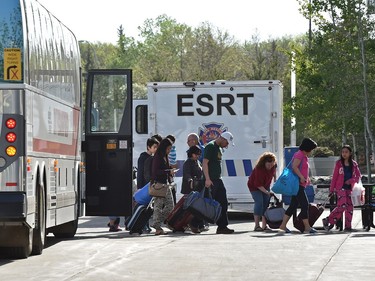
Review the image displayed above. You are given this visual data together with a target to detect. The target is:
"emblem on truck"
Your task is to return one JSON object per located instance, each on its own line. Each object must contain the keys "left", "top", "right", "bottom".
{"left": 198, "top": 123, "right": 228, "bottom": 145}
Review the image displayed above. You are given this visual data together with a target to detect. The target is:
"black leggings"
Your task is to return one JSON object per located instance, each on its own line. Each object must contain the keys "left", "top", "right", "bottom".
{"left": 285, "top": 186, "right": 309, "bottom": 219}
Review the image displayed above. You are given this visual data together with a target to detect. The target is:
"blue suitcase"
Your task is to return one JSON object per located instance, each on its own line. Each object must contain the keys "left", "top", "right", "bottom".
{"left": 126, "top": 201, "right": 153, "bottom": 234}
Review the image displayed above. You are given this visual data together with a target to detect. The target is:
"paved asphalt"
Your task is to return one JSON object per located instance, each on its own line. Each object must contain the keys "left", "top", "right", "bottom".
{"left": 0, "top": 208, "right": 374, "bottom": 280}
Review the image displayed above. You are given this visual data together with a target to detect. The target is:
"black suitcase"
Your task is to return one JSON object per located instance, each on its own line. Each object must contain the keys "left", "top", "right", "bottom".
{"left": 126, "top": 201, "right": 153, "bottom": 234}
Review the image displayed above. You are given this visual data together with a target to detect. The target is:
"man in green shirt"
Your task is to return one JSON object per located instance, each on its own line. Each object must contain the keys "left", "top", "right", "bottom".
{"left": 202, "top": 131, "right": 235, "bottom": 234}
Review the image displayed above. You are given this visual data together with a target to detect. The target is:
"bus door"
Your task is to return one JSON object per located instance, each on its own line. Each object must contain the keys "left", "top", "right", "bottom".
{"left": 83, "top": 69, "right": 133, "bottom": 216}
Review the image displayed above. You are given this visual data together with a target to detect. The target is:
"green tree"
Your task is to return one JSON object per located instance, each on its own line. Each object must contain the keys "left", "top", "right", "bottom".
{"left": 296, "top": 0, "right": 375, "bottom": 168}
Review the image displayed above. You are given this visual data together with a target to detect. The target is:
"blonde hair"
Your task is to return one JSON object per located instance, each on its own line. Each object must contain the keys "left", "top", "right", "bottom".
{"left": 255, "top": 152, "right": 277, "bottom": 169}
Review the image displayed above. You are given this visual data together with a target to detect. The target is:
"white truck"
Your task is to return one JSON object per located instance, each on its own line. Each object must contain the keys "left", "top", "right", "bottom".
{"left": 133, "top": 80, "right": 284, "bottom": 212}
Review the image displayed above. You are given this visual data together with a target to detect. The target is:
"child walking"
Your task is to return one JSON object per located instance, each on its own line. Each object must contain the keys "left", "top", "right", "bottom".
{"left": 322, "top": 145, "right": 361, "bottom": 231}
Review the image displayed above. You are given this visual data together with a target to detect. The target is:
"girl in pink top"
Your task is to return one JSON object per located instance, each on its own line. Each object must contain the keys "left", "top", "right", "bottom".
{"left": 322, "top": 145, "right": 361, "bottom": 231}
{"left": 279, "top": 138, "right": 317, "bottom": 234}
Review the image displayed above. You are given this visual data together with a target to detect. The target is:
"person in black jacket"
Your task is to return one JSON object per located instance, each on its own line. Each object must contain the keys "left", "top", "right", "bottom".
{"left": 136, "top": 137, "right": 159, "bottom": 189}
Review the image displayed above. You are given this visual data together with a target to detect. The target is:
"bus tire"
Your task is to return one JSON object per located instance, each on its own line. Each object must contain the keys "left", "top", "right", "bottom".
{"left": 52, "top": 219, "right": 78, "bottom": 238}
{"left": 32, "top": 181, "right": 46, "bottom": 255}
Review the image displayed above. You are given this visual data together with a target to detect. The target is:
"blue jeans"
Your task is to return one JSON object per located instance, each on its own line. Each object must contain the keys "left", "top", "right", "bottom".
{"left": 250, "top": 190, "right": 270, "bottom": 216}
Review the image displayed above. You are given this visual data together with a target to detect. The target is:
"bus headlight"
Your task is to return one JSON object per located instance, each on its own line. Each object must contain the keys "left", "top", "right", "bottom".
{"left": 6, "top": 146, "right": 17, "bottom": 157}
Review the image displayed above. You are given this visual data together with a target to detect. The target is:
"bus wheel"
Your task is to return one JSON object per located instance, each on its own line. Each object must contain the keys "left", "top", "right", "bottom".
{"left": 52, "top": 218, "right": 78, "bottom": 238}
{"left": 32, "top": 182, "right": 46, "bottom": 255}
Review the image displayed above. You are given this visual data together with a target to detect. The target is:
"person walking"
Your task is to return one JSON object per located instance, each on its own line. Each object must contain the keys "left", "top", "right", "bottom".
{"left": 187, "top": 133, "right": 204, "bottom": 162}
{"left": 181, "top": 145, "right": 204, "bottom": 233}
{"left": 322, "top": 145, "right": 361, "bottom": 232}
{"left": 279, "top": 137, "right": 318, "bottom": 234}
{"left": 186, "top": 133, "right": 209, "bottom": 231}
{"left": 151, "top": 138, "right": 176, "bottom": 235}
{"left": 202, "top": 131, "right": 235, "bottom": 234}
{"left": 247, "top": 152, "right": 277, "bottom": 231}
{"left": 136, "top": 137, "right": 160, "bottom": 190}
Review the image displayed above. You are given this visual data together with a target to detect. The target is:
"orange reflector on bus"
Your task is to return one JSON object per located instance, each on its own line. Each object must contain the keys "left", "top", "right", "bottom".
{"left": 6, "top": 146, "right": 17, "bottom": 156}
{"left": 6, "top": 132, "right": 16, "bottom": 142}
{"left": 6, "top": 118, "right": 16, "bottom": 129}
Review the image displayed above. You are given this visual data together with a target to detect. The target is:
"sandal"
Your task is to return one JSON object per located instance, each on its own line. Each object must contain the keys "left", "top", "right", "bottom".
{"left": 263, "top": 226, "right": 271, "bottom": 231}
{"left": 254, "top": 226, "right": 264, "bottom": 232}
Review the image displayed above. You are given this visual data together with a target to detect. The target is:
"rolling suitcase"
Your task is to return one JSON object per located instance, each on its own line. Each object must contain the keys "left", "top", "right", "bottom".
{"left": 264, "top": 195, "right": 285, "bottom": 229}
{"left": 293, "top": 203, "right": 324, "bottom": 233}
{"left": 165, "top": 195, "right": 193, "bottom": 232}
{"left": 126, "top": 200, "right": 153, "bottom": 234}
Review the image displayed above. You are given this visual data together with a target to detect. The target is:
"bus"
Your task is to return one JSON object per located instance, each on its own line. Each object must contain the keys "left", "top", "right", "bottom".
{"left": 0, "top": 0, "right": 133, "bottom": 258}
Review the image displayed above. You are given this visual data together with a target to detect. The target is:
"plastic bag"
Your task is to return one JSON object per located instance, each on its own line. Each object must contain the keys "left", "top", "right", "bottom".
{"left": 351, "top": 180, "right": 365, "bottom": 206}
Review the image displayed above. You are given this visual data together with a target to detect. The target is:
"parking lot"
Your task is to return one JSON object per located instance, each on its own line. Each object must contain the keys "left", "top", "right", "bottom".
{"left": 0, "top": 208, "right": 374, "bottom": 281}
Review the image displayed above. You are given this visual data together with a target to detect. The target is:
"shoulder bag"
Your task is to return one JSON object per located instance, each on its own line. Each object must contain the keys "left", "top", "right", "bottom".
{"left": 271, "top": 160, "right": 300, "bottom": 196}
{"left": 149, "top": 181, "right": 169, "bottom": 198}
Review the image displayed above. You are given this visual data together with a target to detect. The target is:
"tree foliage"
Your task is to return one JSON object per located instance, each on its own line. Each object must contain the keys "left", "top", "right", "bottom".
{"left": 78, "top": 9, "right": 375, "bottom": 165}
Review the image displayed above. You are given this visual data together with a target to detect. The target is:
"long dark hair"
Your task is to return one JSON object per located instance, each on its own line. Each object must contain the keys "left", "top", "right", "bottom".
{"left": 340, "top": 144, "right": 353, "bottom": 169}
{"left": 155, "top": 138, "right": 173, "bottom": 158}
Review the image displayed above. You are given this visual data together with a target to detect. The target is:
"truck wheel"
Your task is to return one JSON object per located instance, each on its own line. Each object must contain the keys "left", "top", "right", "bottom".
{"left": 32, "top": 182, "right": 46, "bottom": 255}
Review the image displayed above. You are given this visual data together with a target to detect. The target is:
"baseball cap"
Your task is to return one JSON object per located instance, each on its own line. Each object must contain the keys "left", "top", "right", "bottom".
{"left": 220, "top": 131, "right": 234, "bottom": 146}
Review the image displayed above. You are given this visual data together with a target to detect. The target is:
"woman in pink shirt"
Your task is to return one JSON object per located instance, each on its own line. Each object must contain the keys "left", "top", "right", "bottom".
{"left": 279, "top": 138, "right": 317, "bottom": 234}
{"left": 322, "top": 145, "right": 361, "bottom": 231}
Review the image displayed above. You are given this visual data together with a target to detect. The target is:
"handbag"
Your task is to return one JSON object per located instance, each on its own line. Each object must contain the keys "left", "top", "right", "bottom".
{"left": 271, "top": 160, "right": 300, "bottom": 196}
{"left": 133, "top": 182, "right": 152, "bottom": 205}
{"left": 264, "top": 195, "right": 285, "bottom": 229}
{"left": 192, "top": 177, "right": 204, "bottom": 191}
{"left": 148, "top": 181, "right": 169, "bottom": 198}
{"left": 183, "top": 187, "right": 222, "bottom": 223}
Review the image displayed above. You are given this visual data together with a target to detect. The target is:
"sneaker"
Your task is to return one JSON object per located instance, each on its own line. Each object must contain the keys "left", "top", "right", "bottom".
{"left": 322, "top": 218, "right": 334, "bottom": 231}
{"left": 279, "top": 227, "right": 291, "bottom": 234}
{"left": 109, "top": 225, "right": 122, "bottom": 232}
{"left": 189, "top": 225, "right": 201, "bottom": 234}
{"left": 142, "top": 226, "right": 152, "bottom": 233}
{"left": 344, "top": 227, "right": 353, "bottom": 232}
{"left": 199, "top": 225, "right": 210, "bottom": 232}
{"left": 216, "top": 227, "right": 235, "bottom": 234}
{"left": 309, "top": 228, "right": 317, "bottom": 234}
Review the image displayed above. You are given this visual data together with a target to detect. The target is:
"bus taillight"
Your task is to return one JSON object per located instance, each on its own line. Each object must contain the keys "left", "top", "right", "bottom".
{"left": 6, "top": 132, "right": 16, "bottom": 143}
{"left": 6, "top": 118, "right": 16, "bottom": 129}
{"left": 6, "top": 146, "right": 17, "bottom": 157}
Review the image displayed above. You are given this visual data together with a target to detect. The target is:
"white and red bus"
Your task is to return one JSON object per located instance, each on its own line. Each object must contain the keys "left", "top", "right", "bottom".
{"left": 0, "top": 0, "right": 133, "bottom": 258}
